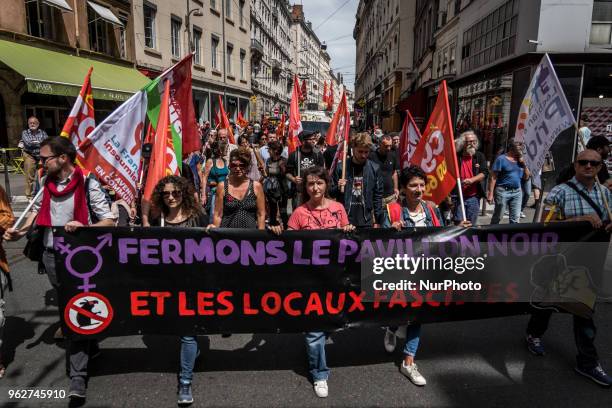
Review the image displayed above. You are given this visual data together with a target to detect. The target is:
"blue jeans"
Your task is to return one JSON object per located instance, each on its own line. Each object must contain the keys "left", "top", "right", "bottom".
{"left": 454, "top": 195, "right": 481, "bottom": 226}
{"left": 491, "top": 186, "right": 522, "bottom": 224}
{"left": 206, "top": 187, "right": 217, "bottom": 224}
{"left": 179, "top": 336, "right": 198, "bottom": 385}
{"left": 305, "top": 332, "right": 329, "bottom": 381}
{"left": 403, "top": 323, "right": 422, "bottom": 357}
{"left": 521, "top": 177, "right": 532, "bottom": 211}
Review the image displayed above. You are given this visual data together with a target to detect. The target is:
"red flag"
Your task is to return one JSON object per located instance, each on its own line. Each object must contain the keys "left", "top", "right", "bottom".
{"left": 300, "top": 79, "right": 307, "bottom": 103}
{"left": 218, "top": 95, "right": 235, "bottom": 144}
{"left": 327, "top": 81, "right": 334, "bottom": 111}
{"left": 288, "top": 75, "right": 303, "bottom": 154}
{"left": 276, "top": 112, "right": 286, "bottom": 138}
{"left": 326, "top": 91, "right": 351, "bottom": 175}
{"left": 409, "top": 81, "right": 460, "bottom": 204}
{"left": 237, "top": 111, "right": 248, "bottom": 128}
{"left": 322, "top": 81, "right": 328, "bottom": 105}
{"left": 214, "top": 109, "right": 221, "bottom": 127}
{"left": 398, "top": 110, "right": 422, "bottom": 169}
{"left": 143, "top": 80, "right": 179, "bottom": 202}
{"left": 61, "top": 67, "right": 95, "bottom": 162}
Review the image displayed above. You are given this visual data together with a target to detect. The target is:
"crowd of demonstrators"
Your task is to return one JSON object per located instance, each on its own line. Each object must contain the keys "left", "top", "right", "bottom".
{"left": 5, "top": 115, "right": 612, "bottom": 404}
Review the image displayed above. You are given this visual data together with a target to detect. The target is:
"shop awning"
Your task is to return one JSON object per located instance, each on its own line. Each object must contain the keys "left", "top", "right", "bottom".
{"left": 43, "top": 0, "right": 73, "bottom": 12}
{"left": 0, "top": 40, "right": 149, "bottom": 101}
{"left": 87, "top": 1, "right": 123, "bottom": 26}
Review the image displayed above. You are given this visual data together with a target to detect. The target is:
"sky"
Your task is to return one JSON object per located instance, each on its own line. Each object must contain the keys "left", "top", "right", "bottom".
{"left": 299, "top": 0, "right": 358, "bottom": 91}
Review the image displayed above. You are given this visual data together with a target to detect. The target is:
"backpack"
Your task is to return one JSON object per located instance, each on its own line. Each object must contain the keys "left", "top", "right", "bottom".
{"left": 84, "top": 173, "right": 113, "bottom": 223}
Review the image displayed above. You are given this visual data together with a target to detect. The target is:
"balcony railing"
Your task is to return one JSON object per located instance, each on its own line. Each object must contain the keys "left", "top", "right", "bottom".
{"left": 250, "top": 38, "right": 264, "bottom": 56}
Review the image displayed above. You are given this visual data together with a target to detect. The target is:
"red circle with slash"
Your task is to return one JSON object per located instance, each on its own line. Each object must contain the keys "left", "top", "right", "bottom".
{"left": 64, "top": 292, "right": 114, "bottom": 335}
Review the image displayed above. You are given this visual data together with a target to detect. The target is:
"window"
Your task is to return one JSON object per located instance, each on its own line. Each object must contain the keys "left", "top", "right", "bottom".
{"left": 461, "top": 0, "right": 518, "bottom": 72}
{"left": 239, "top": 0, "right": 245, "bottom": 27}
{"left": 171, "top": 17, "right": 181, "bottom": 57}
{"left": 143, "top": 2, "right": 156, "bottom": 48}
{"left": 26, "top": 0, "right": 58, "bottom": 41}
{"left": 211, "top": 0, "right": 216, "bottom": 10}
{"left": 590, "top": 0, "right": 612, "bottom": 45}
{"left": 88, "top": 5, "right": 108, "bottom": 53}
{"left": 193, "top": 27, "right": 202, "bottom": 64}
{"left": 240, "top": 50, "right": 246, "bottom": 79}
{"left": 225, "top": 0, "right": 232, "bottom": 18}
{"left": 118, "top": 15, "right": 128, "bottom": 59}
{"left": 211, "top": 36, "right": 219, "bottom": 69}
{"left": 227, "top": 44, "right": 233, "bottom": 75}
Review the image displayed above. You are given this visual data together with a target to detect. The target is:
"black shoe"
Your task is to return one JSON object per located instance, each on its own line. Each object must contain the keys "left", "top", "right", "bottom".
{"left": 68, "top": 377, "right": 87, "bottom": 399}
{"left": 177, "top": 383, "right": 194, "bottom": 405}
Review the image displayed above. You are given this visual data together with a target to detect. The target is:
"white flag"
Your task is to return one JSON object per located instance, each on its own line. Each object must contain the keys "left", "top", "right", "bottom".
{"left": 515, "top": 54, "right": 576, "bottom": 179}
{"left": 78, "top": 91, "right": 147, "bottom": 205}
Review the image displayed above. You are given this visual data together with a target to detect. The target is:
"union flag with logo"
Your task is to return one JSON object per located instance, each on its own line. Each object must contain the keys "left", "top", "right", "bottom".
{"left": 409, "top": 80, "right": 460, "bottom": 204}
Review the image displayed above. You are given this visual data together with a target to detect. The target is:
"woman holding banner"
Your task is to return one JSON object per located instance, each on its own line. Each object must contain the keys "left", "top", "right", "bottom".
{"left": 271, "top": 166, "right": 355, "bottom": 398}
{"left": 151, "top": 175, "right": 207, "bottom": 405}
{"left": 382, "top": 165, "right": 471, "bottom": 387}
{"left": 210, "top": 147, "right": 266, "bottom": 230}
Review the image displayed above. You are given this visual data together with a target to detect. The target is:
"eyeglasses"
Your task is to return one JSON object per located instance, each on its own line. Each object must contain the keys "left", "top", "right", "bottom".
{"left": 40, "top": 155, "right": 58, "bottom": 164}
{"left": 576, "top": 159, "right": 602, "bottom": 167}
{"left": 229, "top": 161, "right": 247, "bottom": 169}
{"left": 162, "top": 190, "right": 182, "bottom": 198}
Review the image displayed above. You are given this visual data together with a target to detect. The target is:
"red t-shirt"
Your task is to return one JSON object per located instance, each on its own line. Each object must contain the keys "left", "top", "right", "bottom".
{"left": 460, "top": 156, "right": 478, "bottom": 198}
{"left": 287, "top": 200, "right": 349, "bottom": 230}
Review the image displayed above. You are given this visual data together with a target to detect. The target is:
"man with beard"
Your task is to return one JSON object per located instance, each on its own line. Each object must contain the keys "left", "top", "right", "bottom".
{"left": 332, "top": 132, "right": 384, "bottom": 228}
{"left": 4, "top": 137, "right": 115, "bottom": 401}
{"left": 286, "top": 131, "right": 325, "bottom": 208}
{"left": 217, "top": 128, "right": 238, "bottom": 163}
{"left": 453, "top": 130, "right": 488, "bottom": 225}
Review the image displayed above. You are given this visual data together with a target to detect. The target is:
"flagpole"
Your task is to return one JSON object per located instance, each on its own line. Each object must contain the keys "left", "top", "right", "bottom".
{"left": 12, "top": 188, "right": 44, "bottom": 230}
{"left": 340, "top": 138, "right": 348, "bottom": 193}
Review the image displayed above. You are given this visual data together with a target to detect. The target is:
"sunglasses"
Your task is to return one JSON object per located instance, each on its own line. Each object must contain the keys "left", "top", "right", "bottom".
{"left": 577, "top": 160, "right": 602, "bottom": 167}
{"left": 229, "top": 161, "right": 248, "bottom": 169}
{"left": 162, "top": 190, "right": 182, "bottom": 198}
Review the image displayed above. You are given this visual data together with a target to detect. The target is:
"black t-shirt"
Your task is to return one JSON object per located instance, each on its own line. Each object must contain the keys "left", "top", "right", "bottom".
{"left": 349, "top": 162, "right": 368, "bottom": 227}
{"left": 598, "top": 165, "right": 610, "bottom": 183}
{"left": 286, "top": 148, "right": 325, "bottom": 177}
{"left": 369, "top": 149, "right": 398, "bottom": 196}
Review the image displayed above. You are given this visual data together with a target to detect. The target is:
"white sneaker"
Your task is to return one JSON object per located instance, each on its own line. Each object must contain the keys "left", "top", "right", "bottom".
{"left": 313, "top": 380, "right": 328, "bottom": 398}
{"left": 384, "top": 328, "right": 397, "bottom": 353}
{"left": 520, "top": 211, "right": 526, "bottom": 218}
{"left": 400, "top": 361, "right": 427, "bottom": 386}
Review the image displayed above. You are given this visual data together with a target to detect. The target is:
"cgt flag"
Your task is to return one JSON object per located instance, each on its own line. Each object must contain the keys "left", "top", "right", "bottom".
{"left": 77, "top": 91, "right": 147, "bottom": 206}
{"left": 61, "top": 67, "right": 95, "bottom": 162}
{"left": 143, "top": 80, "right": 180, "bottom": 204}
{"left": 325, "top": 90, "right": 351, "bottom": 175}
{"left": 144, "top": 54, "right": 198, "bottom": 160}
{"left": 515, "top": 54, "right": 575, "bottom": 180}
{"left": 410, "top": 80, "right": 460, "bottom": 204}
{"left": 398, "top": 110, "right": 422, "bottom": 169}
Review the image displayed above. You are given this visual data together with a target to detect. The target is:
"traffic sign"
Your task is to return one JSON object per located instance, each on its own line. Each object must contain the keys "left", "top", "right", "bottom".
{"left": 64, "top": 292, "right": 114, "bottom": 335}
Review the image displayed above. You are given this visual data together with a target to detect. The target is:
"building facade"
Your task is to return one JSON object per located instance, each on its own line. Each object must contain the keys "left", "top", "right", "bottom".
{"left": 132, "top": 0, "right": 252, "bottom": 124}
{"left": 250, "top": 0, "right": 292, "bottom": 121}
{"left": 0, "top": 0, "right": 148, "bottom": 146}
{"left": 354, "top": 0, "right": 416, "bottom": 131}
{"left": 357, "top": 0, "right": 612, "bottom": 188}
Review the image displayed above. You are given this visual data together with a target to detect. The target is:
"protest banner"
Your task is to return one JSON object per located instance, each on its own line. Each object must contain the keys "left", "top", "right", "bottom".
{"left": 54, "top": 224, "right": 610, "bottom": 339}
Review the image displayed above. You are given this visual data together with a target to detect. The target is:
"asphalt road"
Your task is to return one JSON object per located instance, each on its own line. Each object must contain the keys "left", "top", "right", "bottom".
{"left": 0, "top": 237, "right": 611, "bottom": 408}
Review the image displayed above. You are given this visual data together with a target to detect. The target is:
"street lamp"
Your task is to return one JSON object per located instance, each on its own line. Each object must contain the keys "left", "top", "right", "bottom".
{"left": 185, "top": 0, "right": 203, "bottom": 54}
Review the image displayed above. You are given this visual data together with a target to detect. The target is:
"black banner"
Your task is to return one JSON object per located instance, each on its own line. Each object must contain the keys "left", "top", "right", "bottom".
{"left": 53, "top": 223, "right": 610, "bottom": 339}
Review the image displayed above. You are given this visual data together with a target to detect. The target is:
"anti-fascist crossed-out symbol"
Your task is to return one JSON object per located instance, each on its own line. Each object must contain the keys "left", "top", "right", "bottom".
{"left": 54, "top": 233, "right": 112, "bottom": 292}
